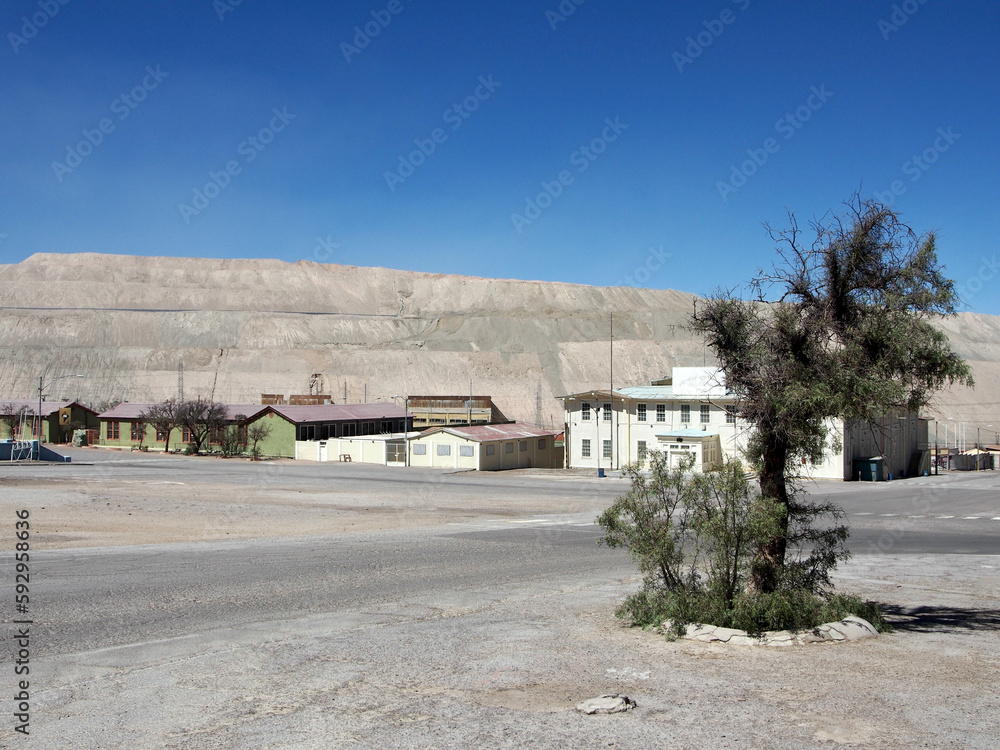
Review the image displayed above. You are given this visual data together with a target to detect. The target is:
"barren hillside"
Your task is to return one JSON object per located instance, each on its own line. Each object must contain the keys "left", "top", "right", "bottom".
{"left": 0, "top": 253, "right": 995, "bottom": 432}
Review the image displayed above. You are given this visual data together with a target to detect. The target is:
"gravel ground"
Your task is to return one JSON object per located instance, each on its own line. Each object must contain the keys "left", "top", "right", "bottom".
{"left": 19, "top": 553, "right": 1000, "bottom": 749}
{"left": 3, "top": 456, "right": 998, "bottom": 748}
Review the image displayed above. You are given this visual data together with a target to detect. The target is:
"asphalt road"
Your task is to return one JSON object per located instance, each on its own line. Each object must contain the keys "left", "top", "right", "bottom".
{"left": 17, "top": 463, "right": 999, "bottom": 656}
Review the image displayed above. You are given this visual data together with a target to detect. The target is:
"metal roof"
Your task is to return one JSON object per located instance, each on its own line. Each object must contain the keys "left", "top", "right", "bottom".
{"left": 98, "top": 403, "right": 266, "bottom": 420}
{"left": 421, "top": 423, "right": 560, "bottom": 442}
{"left": 0, "top": 399, "right": 94, "bottom": 417}
{"left": 617, "top": 386, "right": 675, "bottom": 399}
{"left": 265, "top": 403, "right": 409, "bottom": 424}
{"left": 563, "top": 387, "right": 735, "bottom": 401}
{"left": 655, "top": 429, "right": 719, "bottom": 439}
{"left": 558, "top": 389, "right": 628, "bottom": 400}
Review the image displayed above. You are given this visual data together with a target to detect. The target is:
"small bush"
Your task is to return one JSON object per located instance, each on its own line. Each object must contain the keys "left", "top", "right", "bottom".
{"left": 618, "top": 587, "right": 891, "bottom": 636}
{"left": 183, "top": 442, "right": 198, "bottom": 455}
{"left": 599, "top": 454, "right": 888, "bottom": 636}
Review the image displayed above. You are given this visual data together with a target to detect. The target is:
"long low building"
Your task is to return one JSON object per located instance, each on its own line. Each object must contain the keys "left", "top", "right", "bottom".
{"left": 97, "top": 402, "right": 413, "bottom": 457}
{"left": 246, "top": 404, "right": 412, "bottom": 458}
{"left": 294, "top": 433, "right": 417, "bottom": 465}
{"left": 97, "top": 403, "right": 261, "bottom": 450}
{"left": 408, "top": 423, "right": 562, "bottom": 470}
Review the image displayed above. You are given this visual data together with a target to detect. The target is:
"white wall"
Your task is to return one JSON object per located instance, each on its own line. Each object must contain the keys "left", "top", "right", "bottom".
{"left": 295, "top": 438, "right": 393, "bottom": 465}
{"left": 563, "top": 397, "right": 741, "bottom": 471}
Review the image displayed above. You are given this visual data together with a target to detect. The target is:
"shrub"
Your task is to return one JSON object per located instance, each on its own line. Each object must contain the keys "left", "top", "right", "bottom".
{"left": 220, "top": 425, "right": 246, "bottom": 458}
{"left": 599, "top": 453, "right": 888, "bottom": 635}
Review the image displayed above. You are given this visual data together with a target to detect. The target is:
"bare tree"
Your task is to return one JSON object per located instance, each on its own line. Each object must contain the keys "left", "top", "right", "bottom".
{"left": 176, "top": 398, "right": 229, "bottom": 454}
{"left": 140, "top": 400, "right": 179, "bottom": 454}
{"left": 132, "top": 419, "right": 147, "bottom": 451}
{"left": 1, "top": 403, "right": 31, "bottom": 440}
{"left": 247, "top": 420, "right": 272, "bottom": 460}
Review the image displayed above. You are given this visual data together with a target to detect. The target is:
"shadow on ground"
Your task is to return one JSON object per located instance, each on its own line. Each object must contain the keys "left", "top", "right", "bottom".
{"left": 882, "top": 604, "right": 1000, "bottom": 632}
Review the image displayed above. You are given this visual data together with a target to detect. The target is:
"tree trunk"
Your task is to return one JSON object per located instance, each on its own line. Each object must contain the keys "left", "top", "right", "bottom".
{"left": 752, "top": 433, "right": 790, "bottom": 593}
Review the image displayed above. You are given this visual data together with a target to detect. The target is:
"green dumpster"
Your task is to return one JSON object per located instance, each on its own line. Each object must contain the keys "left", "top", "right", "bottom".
{"left": 853, "top": 457, "right": 885, "bottom": 482}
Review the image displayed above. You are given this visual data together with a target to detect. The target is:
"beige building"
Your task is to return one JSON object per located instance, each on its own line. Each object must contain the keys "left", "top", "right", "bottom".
{"left": 294, "top": 433, "right": 415, "bottom": 465}
{"left": 407, "top": 423, "right": 561, "bottom": 471}
{"left": 406, "top": 396, "right": 510, "bottom": 429}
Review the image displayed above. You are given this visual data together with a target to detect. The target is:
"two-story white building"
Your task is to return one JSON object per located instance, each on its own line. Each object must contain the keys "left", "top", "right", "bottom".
{"left": 561, "top": 366, "right": 929, "bottom": 480}
{"left": 561, "top": 367, "right": 743, "bottom": 473}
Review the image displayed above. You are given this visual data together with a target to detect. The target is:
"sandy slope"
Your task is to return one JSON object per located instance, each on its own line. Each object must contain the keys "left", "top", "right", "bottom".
{"left": 0, "top": 252, "right": 995, "bottom": 429}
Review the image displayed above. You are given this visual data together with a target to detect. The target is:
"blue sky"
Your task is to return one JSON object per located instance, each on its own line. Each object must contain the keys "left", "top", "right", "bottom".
{"left": 2, "top": 0, "right": 998, "bottom": 313}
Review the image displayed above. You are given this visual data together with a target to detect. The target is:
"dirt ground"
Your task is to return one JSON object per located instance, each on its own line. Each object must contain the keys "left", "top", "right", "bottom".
{"left": 4, "top": 456, "right": 999, "bottom": 748}
{"left": 0, "top": 457, "right": 615, "bottom": 550}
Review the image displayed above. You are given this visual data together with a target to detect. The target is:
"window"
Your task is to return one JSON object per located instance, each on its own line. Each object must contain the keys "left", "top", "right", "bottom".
{"left": 155, "top": 426, "right": 168, "bottom": 442}
{"left": 538, "top": 439, "right": 546, "bottom": 449}
{"left": 460, "top": 445, "right": 475, "bottom": 457}
{"left": 298, "top": 425, "right": 316, "bottom": 441}
{"left": 656, "top": 404, "right": 666, "bottom": 422}
{"left": 437, "top": 444, "right": 452, "bottom": 456}
{"left": 680, "top": 405, "right": 690, "bottom": 424}
{"left": 182, "top": 426, "right": 193, "bottom": 443}
{"left": 637, "top": 440, "right": 647, "bottom": 461}
{"left": 726, "top": 405, "right": 737, "bottom": 424}
{"left": 700, "top": 405, "right": 710, "bottom": 424}
{"left": 637, "top": 404, "right": 646, "bottom": 422}
{"left": 581, "top": 439, "right": 591, "bottom": 458}
{"left": 130, "top": 422, "right": 143, "bottom": 441}
{"left": 506, "top": 442, "right": 514, "bottom": 453}
{"left": 603, "top": 440, "right": 612, "bottom": 459}
{"left": 519, "top": 441, "right": 527, "bottom": 452}
{"left": 485, "top": 444, "right": 496, "bottom": 456}
{"left": 413, "top": 444, "right": 427, "bottom": 455}
{"left": 603, "top": 403, "right": 611, "bottom": 422}
{"left": 108, "top": 421, "right": 120, "bottom": 440}
{"left": 581, "top": 402, "right": 591, "bottom": 421}
{"left": 381, "top": 420, "right": 393, "bottom": 433}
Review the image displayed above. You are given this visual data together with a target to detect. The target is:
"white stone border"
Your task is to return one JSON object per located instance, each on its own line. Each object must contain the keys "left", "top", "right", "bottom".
{"left": 660, "top": 615, "right": 878, "bottom": 646}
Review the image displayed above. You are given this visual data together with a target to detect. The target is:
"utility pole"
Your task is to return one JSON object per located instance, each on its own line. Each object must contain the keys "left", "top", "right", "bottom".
{"left": 37, "top": 376, "right": 42, "bottom": 442}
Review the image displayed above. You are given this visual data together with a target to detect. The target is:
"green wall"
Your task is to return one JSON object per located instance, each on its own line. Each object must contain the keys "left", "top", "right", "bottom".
{"left": 247, "top": 412, "right": 296, "bottom": 458}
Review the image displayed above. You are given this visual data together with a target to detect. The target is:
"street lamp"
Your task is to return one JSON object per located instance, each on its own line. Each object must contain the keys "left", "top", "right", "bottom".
{"left": 37, "top": 374, "right": 83, "bottom": 445}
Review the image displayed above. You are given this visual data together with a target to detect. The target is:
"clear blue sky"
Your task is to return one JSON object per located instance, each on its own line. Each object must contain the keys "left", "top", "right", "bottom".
{"left": 3, "top": 0, "right": 998, "bottom": 313}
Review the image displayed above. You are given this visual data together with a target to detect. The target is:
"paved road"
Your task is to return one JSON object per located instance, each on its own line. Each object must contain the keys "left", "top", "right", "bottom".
{"left": 19, "top": 466, "right": 1000, "bottom": 658}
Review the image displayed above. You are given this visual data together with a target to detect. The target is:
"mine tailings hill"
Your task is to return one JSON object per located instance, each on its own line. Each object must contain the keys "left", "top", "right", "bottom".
{"left": 1, "top": 253, "right": 995, "bottom": 430}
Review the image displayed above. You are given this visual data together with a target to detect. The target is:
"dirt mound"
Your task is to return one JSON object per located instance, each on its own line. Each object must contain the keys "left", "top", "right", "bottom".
{"left": 0, "top": 253, "right": 993, "bottom": 428}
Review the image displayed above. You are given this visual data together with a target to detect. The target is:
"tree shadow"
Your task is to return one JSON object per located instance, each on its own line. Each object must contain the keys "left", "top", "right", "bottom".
{"left": 881, "top": 604, "right": 1000, "bottom": 633}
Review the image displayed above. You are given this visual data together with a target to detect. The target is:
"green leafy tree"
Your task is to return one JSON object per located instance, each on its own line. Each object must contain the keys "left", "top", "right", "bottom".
{"left": 692, "top": 197, "right": 973, "bottom": 592}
